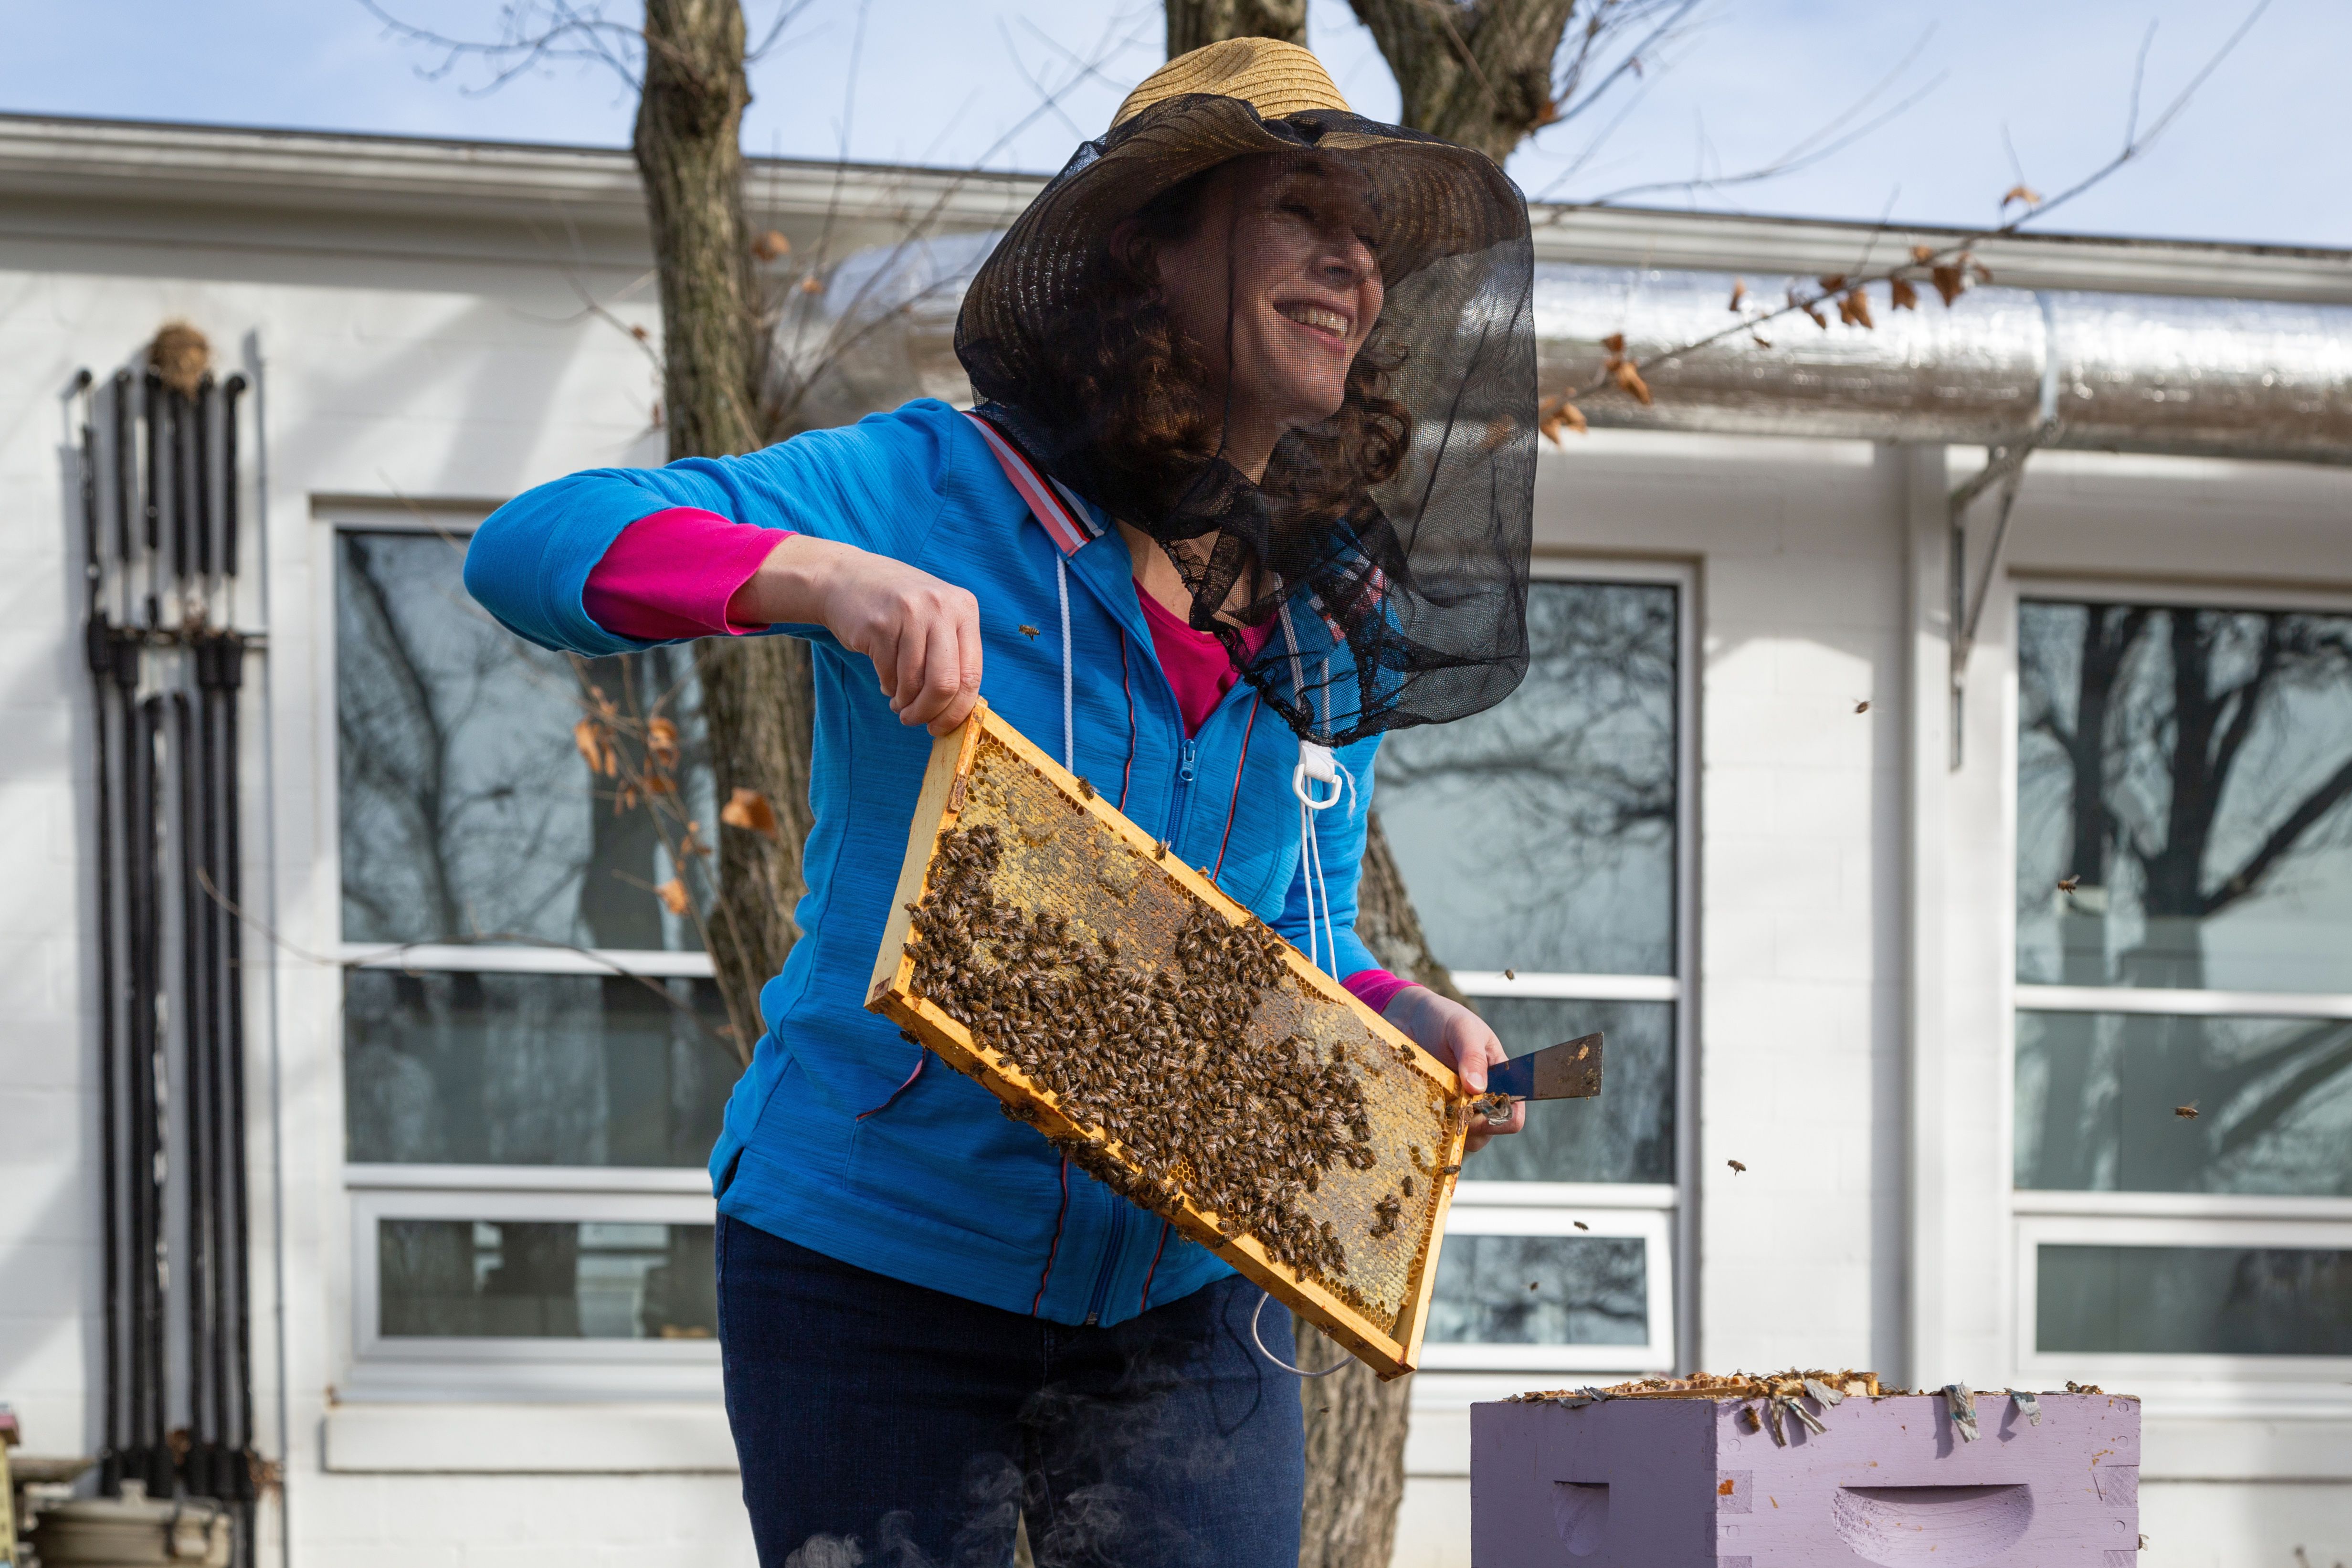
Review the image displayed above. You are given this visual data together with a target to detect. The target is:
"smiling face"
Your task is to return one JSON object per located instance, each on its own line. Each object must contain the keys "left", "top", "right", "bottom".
{"left": 1147, "top": 154, "right": 1385, "bottom": 482}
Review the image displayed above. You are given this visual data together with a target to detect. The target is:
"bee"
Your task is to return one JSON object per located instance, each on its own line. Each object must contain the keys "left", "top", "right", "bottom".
{"left": 2174, "top": 1104, "right": 2200, "bottom": 1120}
{"left": 1728, "top": 1159, "right": 1747, "bottom": 1173}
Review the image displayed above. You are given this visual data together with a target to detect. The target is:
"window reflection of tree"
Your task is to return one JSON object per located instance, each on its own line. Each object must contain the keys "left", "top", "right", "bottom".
{"left": 2016, "top": 1011, "right": 2352, "bottom": 1196}
{"left": 337, "top": 532, "right": 714, "bottom": 950}
{"left": 337, "top": 532, "right": 732, "bottom": 1181}
{"left": 1428, "top": 1235, "right": 1647, "bottom": 1346}
{"left": 2017, "top": 603, "right": 2352, "bottom": 1195}
{"left": 1381, "top": 582, "right": 1677, "bottom": 974}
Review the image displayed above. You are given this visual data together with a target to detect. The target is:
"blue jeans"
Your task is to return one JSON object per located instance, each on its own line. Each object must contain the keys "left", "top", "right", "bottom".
{"left": 716, "top": 1215, "right": 1307, "bottom": 1568}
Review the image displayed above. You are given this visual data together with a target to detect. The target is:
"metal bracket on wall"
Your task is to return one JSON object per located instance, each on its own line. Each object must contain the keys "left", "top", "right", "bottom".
{"left": 1948, "top": 292, "right": 2067, "bottom": 769}
{"left": 1946, "top": 416, "right": 2060, "bottom": 769}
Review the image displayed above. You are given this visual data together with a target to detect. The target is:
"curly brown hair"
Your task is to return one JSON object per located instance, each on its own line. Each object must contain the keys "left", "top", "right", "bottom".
{"left": 1006, "top": 154, "right": 1412, "bottom": 606}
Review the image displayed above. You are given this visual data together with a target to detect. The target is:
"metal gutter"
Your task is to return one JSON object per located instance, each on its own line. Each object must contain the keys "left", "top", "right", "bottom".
{"left": 6, "top": 111, "right": 2350, "bottom": 304}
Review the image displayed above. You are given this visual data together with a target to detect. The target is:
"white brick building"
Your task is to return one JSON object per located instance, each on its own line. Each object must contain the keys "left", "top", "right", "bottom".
{"left": 1, "top": 113, "right": 2347, "bottom": 1567}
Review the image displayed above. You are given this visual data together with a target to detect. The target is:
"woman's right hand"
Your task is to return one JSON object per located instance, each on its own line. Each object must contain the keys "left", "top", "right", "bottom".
{"left": 728, "top": 535, "right": 984, "bottom": 736}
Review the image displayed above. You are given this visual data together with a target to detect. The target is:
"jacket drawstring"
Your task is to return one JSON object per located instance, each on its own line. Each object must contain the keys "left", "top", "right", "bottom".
{"left": 1056, "top": 556, "right": 1075, "bottom": 772}
{"left": 1279, "top": 607, "right": 1354, "bottom": 977}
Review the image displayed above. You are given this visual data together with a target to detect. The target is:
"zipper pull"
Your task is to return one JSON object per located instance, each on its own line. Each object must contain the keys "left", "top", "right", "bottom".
{"left": 1178, "top": 738, "right": 1197, "bottom": 783}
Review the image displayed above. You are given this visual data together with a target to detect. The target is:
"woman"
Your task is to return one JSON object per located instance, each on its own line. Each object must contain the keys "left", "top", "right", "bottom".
{"left": 465, "top": 38, "right": 1535, "bottom": 1568}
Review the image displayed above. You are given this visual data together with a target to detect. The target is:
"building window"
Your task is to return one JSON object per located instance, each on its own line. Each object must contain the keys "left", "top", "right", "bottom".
{"left": 2014, "top": 595, "right": 2352, "bottom": 1388}
{"left": 1379, "top": 569, "right": 1689, "bottom": 1373}
{"left": 335, "top": 527, "right": 734, "bottom": 1393}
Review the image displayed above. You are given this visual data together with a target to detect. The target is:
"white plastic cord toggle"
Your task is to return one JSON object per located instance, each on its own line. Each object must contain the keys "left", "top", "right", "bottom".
{"left": 1294, "top": 739, "right": 1340, "bottom": 798}
{"left": 1292, "top": 738, "right": 1355, "bottom": 978}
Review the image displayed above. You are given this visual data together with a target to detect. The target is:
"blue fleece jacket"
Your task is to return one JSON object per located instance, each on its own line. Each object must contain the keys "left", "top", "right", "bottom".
{"left": 463, "top": 398, "right": 1383, "bottom": 1327}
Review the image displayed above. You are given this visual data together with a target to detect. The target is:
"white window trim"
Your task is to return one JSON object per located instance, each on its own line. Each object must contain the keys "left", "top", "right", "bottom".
{"left": 341, "top": 941, "right": 716, "bottom": 979}
{"left": 2019, "top": 983, "right": 2352, "bottom": 1020}
{"left": 2002, "top": 573, "right": 2352, "bottom": 1410}
{"left": 1429, "top": 557, "right": 1698, "bottom": 1383}
{"left": 1453, "top": 971, "right": 1679, "bottom": 1002}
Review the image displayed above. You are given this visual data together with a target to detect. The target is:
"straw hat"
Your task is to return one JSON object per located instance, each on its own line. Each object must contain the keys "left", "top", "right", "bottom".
{"left": 1110, "top": 36, "right": 1355, "bottom": 126}
{"left": 956, "top": 38, "right": 1529, "bottom": 405}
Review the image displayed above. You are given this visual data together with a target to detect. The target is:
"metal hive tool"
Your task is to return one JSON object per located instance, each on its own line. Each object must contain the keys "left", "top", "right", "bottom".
{"left": 867, "top": 702, "right": 1470, "bottom": 1378}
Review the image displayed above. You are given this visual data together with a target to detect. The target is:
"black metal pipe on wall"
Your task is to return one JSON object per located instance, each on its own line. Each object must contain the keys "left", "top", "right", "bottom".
{"left": 77, "top": 355, "right": 263, "bottom": 1562}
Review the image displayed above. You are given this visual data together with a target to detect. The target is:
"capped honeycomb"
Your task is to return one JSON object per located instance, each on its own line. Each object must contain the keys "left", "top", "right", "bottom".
{"left": 867, "top": 703, "right": 1467, "bottom": 1378}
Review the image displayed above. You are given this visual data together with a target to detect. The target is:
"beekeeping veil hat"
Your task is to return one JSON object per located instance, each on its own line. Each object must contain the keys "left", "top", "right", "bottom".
{"left": 956, "top": 38, "right": 1536, "bottom": 745}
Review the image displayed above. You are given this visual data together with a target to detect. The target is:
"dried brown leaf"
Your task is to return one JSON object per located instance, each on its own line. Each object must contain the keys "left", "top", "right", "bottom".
{"left": 1538, "top": 398, "right": 1587, "bottom": 444}
{"left": 1601, "top": 331, "right": 1626, "bottom": 355}
{"left": 655, "top": 878, "right": 691, "bottom": 916}
{"left": 1890, "top": 276, "right": 1920, "bottom": 311}
{"left": 1728, "top": 278, "right": 1748, "bottom": 312}
{"left": 800, "top": 275, "right": 824, "bottom": 295}
{"left": 572, "top": 717, "right": 616, "bottom": 776}
{"left": 1839, "top": 288, "right": 1874, "bottom": 330}
{"left": 647, "top": 716, "right": 680, "bottom": 766}
{"left": 751, "top": 230, "right": 792, "bottom": 262}
{"left": 1910, "top": 244, "right": 1936, "bottom": 264}
{"left": 719, "top": 785, "right": 779, "bottom": 839}
{"left": 1608, "top": 358, "right": 1653, "bottom": 406}
{"left": 2001, "top": 184, "right": 2043, "bottom": 210}
{"left": 1930, "top": 265, "right": 1966, "bottom": 306}
{"left": 1817, "top": 274, "right": 1847, "bottom": 293}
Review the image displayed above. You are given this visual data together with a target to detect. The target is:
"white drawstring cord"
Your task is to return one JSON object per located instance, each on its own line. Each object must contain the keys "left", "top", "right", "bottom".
{"left": 1293, "top": 740, "right": 1355, "bottom": 976}
{"left": 1252, "top": 1291, "right": 1348, "bottom": 1378}
{"left": 1055, "top": 555, "right": 1074, "bottom": 772}
{"left": 1278, "top": 614, "right": 1355, "bottom": 977}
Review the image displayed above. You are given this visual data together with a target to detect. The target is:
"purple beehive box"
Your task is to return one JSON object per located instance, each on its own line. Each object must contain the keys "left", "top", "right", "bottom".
{"left": 1471, "top": 1387, "right": 2140, "bottom": 1567}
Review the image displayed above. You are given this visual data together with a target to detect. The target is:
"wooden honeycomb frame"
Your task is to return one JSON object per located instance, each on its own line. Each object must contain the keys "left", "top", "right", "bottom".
{"left": 867, "top": 702, "right": 1469, "bottom": 1379}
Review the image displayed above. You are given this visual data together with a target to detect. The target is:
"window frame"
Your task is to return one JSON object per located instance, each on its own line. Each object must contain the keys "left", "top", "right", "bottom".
{"left": 322, "top": 523, "right": 1701, "bottom": 1386}
{"left": 2005, "top": 573, "right": 2352, "bottom": 1407}
{"left": 325, "top": 512, "right": 726, "bottom": 1396}
{"left": 1416, "top": 1205, "right": 1677, "bottom": 1373}
{"left": 1434, "top": 556, "right": 1698, "bottom": 1378}
{"left": 350, "top": 1185, "right": 721, "bottom": 1367}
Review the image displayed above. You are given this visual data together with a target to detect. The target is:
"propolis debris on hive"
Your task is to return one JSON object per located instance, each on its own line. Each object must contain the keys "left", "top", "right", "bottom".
{"left": 867, "top": 702, "right": 1470, "bottom": 1378}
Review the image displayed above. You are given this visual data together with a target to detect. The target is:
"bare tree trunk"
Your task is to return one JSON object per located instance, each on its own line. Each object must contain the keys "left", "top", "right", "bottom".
{"left": 631, "top": 0, "right": 812, "bottom": 1057}
{"left": 1165, "top": 0, "right": 1306, "bottom": 56}
{"left": 1347, "top": 0, "right": 1579, "bottom": 162}
{"left": 1289, "top": 811, "right": 1463, "bottom": 1568}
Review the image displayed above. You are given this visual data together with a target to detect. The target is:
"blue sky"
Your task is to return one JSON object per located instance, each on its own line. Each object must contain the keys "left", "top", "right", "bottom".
{"left": 5, "top": 0, "right": 2341, "bottom": 248}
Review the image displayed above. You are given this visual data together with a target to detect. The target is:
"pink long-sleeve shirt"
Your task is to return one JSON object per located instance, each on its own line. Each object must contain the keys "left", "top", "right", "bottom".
{"left": 579, "top": 507, "right": 1416, "bottom": 1012}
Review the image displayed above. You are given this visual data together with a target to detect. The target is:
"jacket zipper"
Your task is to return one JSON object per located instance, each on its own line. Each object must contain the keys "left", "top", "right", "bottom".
{"left": 1168, "top": 737, "right": 1198, "bottom": 846}
{"left": 1084, "top": 1196, "right": 1128, "bottom": 1326}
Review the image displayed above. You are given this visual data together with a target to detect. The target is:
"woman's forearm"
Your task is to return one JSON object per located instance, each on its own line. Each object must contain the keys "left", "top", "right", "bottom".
{"left": 727, "top": 533, "right": 860, "bottom": 629}
{"left": 730, "top": 534, "right": 986, "bottom": 737}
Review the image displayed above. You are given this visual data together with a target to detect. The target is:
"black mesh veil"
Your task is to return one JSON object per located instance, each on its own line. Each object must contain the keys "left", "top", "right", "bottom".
{"left": 956, "top": 95, "right": 1535, "bottom": 745}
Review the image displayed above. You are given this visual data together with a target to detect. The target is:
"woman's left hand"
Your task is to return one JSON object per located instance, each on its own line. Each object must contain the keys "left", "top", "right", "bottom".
{"left": 1381, "top": 987, "right": 1523, "bottom": 1154}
